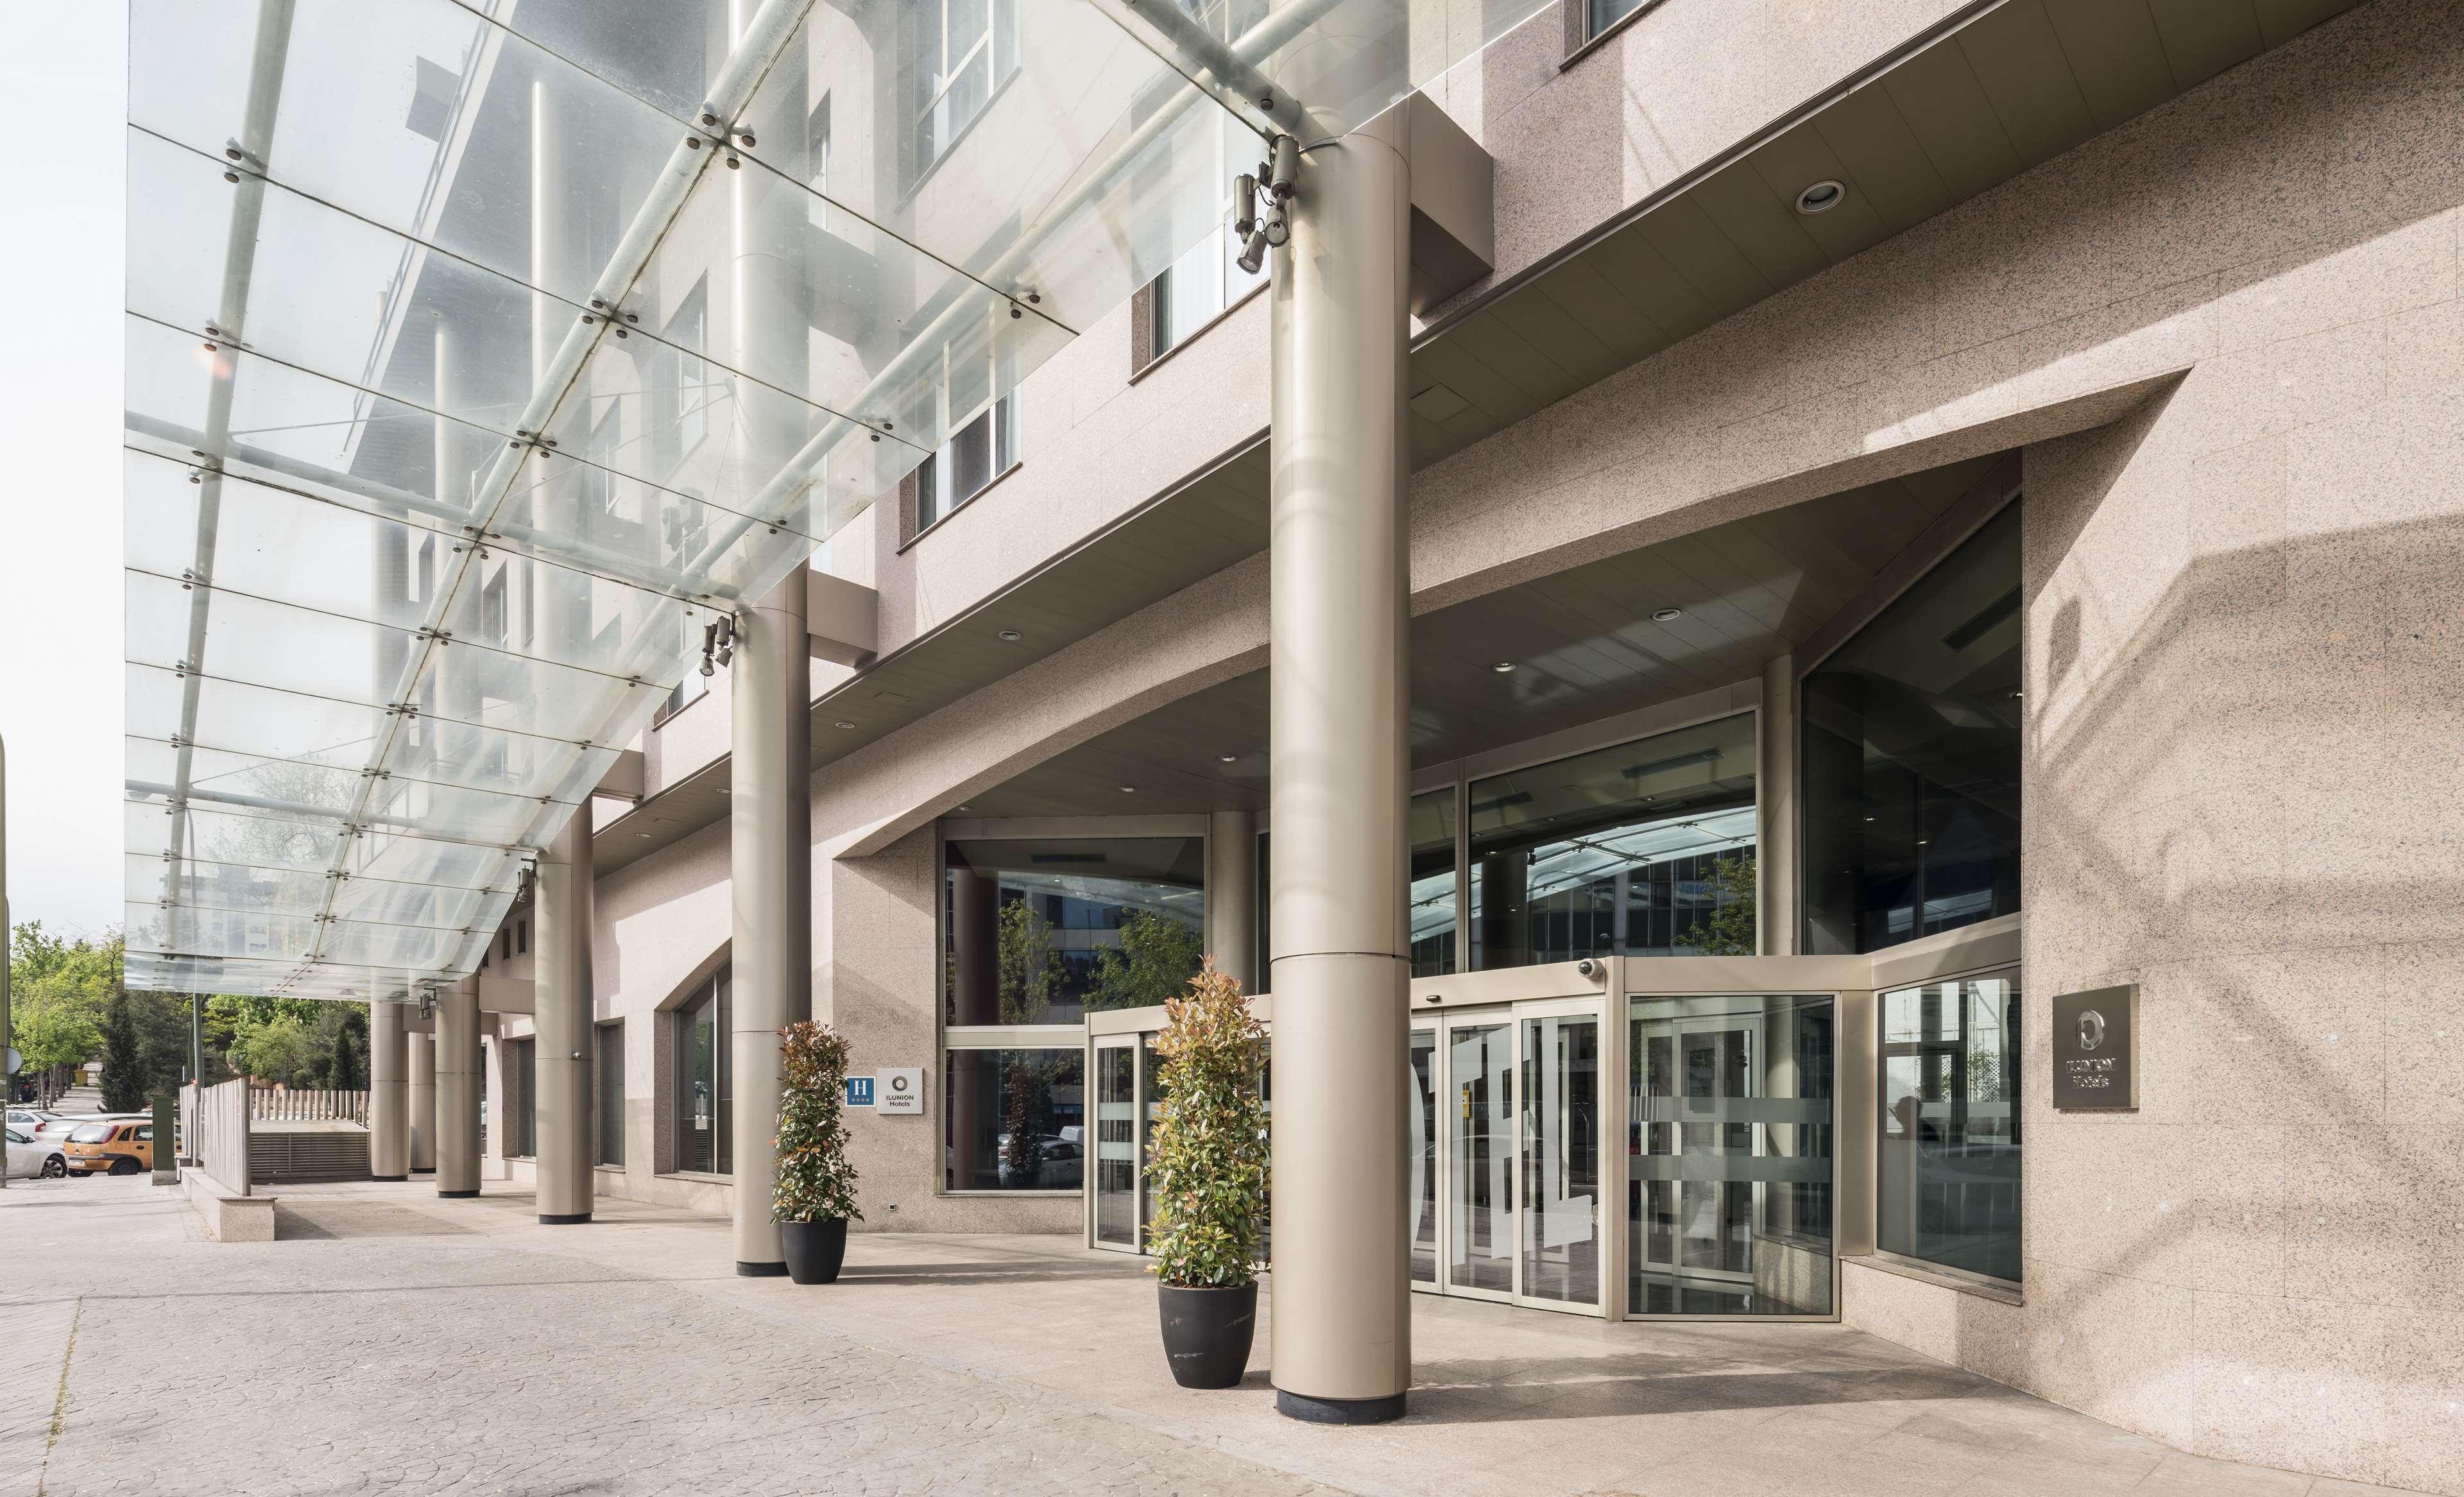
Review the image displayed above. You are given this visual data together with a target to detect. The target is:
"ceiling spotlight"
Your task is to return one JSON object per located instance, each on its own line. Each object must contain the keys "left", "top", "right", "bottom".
{"left": 955, "top": 805, "right": 972, "bottom": 812}
{"left": 835, "top": 720, "right": 857, "bottom": 730}
{"left": 1652, "top": 607, "right": 1682, "bottom": 622}
{"left": 635, "top": 832, "right": 652, "bottom": 839}
{"left": 1219, "top": 754, "right": 1238, "bottom": 764}
{"left": 1492, "top": 661, "right": 1515, "bottom": 673}
{"left": 997, "top": 628, "right": 1023, "bottom": 642}
{"left": 1118, "top": 785, "right": 1137, "bottom": 794}
{"left": 1795, "top": 179, "right": 1845, "bottom": 215}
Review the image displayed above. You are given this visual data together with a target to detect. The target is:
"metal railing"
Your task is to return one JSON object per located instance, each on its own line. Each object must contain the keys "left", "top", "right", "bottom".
{"left": 248, "top": 1088, "right": 369, "bottom": 1126}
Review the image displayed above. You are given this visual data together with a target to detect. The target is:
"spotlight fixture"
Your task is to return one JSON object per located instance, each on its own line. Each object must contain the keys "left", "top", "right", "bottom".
{"left": 1795, "top": 179, "right": 1845, "bottom": 215}
{"left": 997, "top": 628, "right": 1023, "bottom": 642}
{"left": 1219, "top": 753, "right": 1238, "bottom": 764}
{"left": 1492, "top": 661, "right": 1516, "bottom": 673}
{"left": 955, "top": 805, "right": 972, "bottom": 812}
{"left": 1118, "top": 785, "right": 1137, "bottom": 794}
{"left": 635, "top": 832, "right": 652, "bottom": 839}
{"left": 1652, "top": 607, "right": 1682, "bottom": 622}
{"left": 835, "top": 720, "right": 857, "bottom": 730}
{"left": 1236, "top": 226, "right": 1269, "bottom": 276}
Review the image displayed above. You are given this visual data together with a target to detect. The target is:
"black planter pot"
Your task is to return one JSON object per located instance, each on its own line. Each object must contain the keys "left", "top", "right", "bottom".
{"left": 1157, "top": 1282, "right": 1258, "bottom": 1389}
{"left": 780, "top": 1218, "right": 848, "bottom": 1285}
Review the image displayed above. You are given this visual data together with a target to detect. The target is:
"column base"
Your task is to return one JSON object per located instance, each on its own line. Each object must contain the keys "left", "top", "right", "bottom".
{"left": 1275, "top": 1390, "right": 1407, "bottom": 1424}
{"left": 438, "top": 1188, "right": 480, "bottom": 1199}
{"left": 538, "top": 1212, "right": 592, "bottom": 1225}
{"left": 735, "top": 1260, "right": 789, "bottom": 1278}
{"left": 370, "top": 1174, "right": 408, "bottom": 1183}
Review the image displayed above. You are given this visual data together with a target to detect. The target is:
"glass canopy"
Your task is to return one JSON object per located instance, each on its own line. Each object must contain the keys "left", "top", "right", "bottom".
{"left": 121, "top": 0, "right": 1546, "bottom": 1003}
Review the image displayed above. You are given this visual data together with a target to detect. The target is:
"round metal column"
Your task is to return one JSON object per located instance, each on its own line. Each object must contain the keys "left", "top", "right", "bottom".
{"left": 368, "top": 1000, "right": 409, "bottom": 1180}
{"left": 534, "top": 811, "right": 595, "bottom": 1223}
{"left": 1267, "top": 113, "right": 1414, "bottom": 1425}
{"left": 1206, "top": 810, "right": 1259, "bottom": 994}
{"left": 434, "top": 979, "right": 482, "bottom": 1198}
{"left": 407, "top": 1029, "right": 436, "bottom": 1172}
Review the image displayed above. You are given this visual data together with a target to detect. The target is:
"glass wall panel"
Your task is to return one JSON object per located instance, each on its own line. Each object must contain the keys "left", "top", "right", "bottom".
{"left": 1879, "top": 971, "right": 2021, "bottom": 1284}
{"left": 510, "top": 1038, "right": 536, "bottom": 1159}
{"left": 1409, "top": 789, "right": 1458, "bottom": 977}
{"left": 944, "top": 837, "right": 1205, "bottom": 1025}
{"left": 1410, "top": 1027, "right": 1438, "bottom": 1284}
{"left": 1093, "top": 1043, "right": 1137, "bottom": 1245}
{"left": 1469, "top": 715, "right": 1757, "bottom": 971}
{"left": 946, "top": 1048, "right": 1084, "bottom": 1192}
{"left": 1803, "top": 502, "right": 2023, "bottom": 954}
{"left": 595, "top": 1021, "right": 625, "bottom": 1168}
{"left": 1519, "top": 1013, "right": 1601, "bottom": 1306}
{"left": 1138, "top": 1034, "right": 1164, "bottom": 1244}
{"left": 1629, "top": 995, "right": 1834, "bottom": 1316}
{"left": 671, "top": 967, "right": 730, "bottom": 1176}
{"left": 1446, "top": 1022, "right": 1514, "bottom": 1294}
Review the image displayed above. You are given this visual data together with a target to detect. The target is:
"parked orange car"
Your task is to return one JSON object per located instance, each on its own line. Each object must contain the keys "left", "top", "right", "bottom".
{"left": 64, "top": 1120, "right": 155, "bottom": 1176}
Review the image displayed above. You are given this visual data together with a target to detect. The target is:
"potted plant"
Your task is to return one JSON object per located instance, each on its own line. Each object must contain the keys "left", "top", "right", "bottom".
{"left": 773, "top": 1020, "right": 862, "bottom": 1284}
{"left": 1145, "top": 961, "right": 1268, "bottom": 1389}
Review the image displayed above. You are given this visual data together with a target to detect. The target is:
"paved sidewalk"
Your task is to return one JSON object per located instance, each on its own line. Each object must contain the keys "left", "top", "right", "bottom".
{"left": 0, "top": 1177, "right": 2432, "bottom": 1497}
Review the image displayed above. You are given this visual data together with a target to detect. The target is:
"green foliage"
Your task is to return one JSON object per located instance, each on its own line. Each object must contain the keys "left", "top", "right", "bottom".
{"left": 772, "top": 1020, "right": 862, "bottom": 1224}
{"left": 1678, "top": 853, "right": 1758, "bottom": 956}
{"left": 995, "top": 899, "right": 1063, "bottom": 1022}
{"left": 1088, "top": 911, "right": 1205, "bottom": 1014}
{"left": 8, "top": 923, "right": 119, "bottom": 1076}
{"left": 1144, "top": 962, "right": 1268, "bottom": 1289}
{"left": 99, "top": 991, "right": 146, "bottom": 1111}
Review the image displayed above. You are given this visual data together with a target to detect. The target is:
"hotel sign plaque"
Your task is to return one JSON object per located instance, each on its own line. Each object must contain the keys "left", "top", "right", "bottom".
{"left": 2051, "top": 984, "right": 2138, "bottom": 1109}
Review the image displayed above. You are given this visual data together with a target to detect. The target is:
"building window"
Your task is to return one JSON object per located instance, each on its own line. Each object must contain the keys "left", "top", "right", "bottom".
{"left": 1467, "top": 714, "right": 1758, "bottom": 970}
{"left": 655, "top": 670, "right": 707, "bottom": 725}
{"left": 1410, "top": 787, "right": 1457, "bottom": 977}
{"left": 516, "top": 920, "right": 527, "bottom": 956}
{"left": 903, "top": 0, "right": 1018, "bottom": 183}
{"left": 1878, "top": 970, "right": 2020, "bottom": 1285}
{"left": 671, "top": 966, "right": 730, "bottom": 1175}
{"left": 653, "top": 279, "right": 710, "bottom": 479}
{"left": 581, "top": 399, "right": 622, "bottom": 520}
{"left": 945, "top": 1047, "right": 1082, "bottom": 1192}
{"left": 943, "top": 836, "right": 1204, "bottom": 1025}
{"left": 806, "top": 92, "right": 834, "bottom": 235}
{"left": 1582, "top": 0, "right": 1656, "bottom": 43}
{"left": 508, "top": 1038, "right": 536, "bottom": 1159}
{"left": 915, "top": 391, "right": 1018, "bottom": 531}
{"left": 595, "top": 1021, "right": 625, "bottom": 1167}
{"left": 1802, "top": 501, "right": 2021, "bottom": 954}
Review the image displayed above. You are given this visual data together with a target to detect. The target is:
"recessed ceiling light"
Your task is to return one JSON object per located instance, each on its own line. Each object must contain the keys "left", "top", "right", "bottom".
{"left": 715, "top": 787, "right": 730, "bottom": 796}
{"left": 835, "top": 720, "right": 857, "bottom": 730}
{"left": 1492, "top": 661, "right": 1515, "bottom": 673}
{"left": 635, "top": 832, "right": 652, "bottom": 839}
{"left": 997, "top": 629, "right": 1023, "bottom": 642}
{"left": 955, "top": 805, "right": 972, "bottom": 812}
{"left": 1795, "top": 179, "right": 1845, "bottom": 215}
{"left": 1218, "top": 754, "right": 1238, "bottom": 763}
{"left": 1118, "top": 785, "right": 1136, "bottom": 793}
{"left": 1652, "top": 607, "right": 1682, "bottom": 622}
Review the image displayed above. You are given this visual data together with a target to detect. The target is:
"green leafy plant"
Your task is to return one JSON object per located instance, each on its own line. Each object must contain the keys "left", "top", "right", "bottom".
{"left": 1088, "top": 910, "right": 1206, "bottom": 1013}
{"left": 1144, "top": 962, "right": 1268, "bottom": 1288}
{"left": 1678, "top": 853, "right": 1758, "bottom": 955}
{"left": 772, "top": 1021, "right": 862, "bottom": 1224}
{"left": 995, "top": 899, "right": 1064, "bottom": 1022}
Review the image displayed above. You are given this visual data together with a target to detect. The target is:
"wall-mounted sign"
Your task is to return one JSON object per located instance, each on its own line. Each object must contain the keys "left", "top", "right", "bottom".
{"left": 844, "top": 1075, "right": 875, "bottom": 1109}
{"left": 878, "top": 1068, "right": 925, "bottom": 1116}
{"left": 2050, "top": 984, "right": 2137, "bottom": 1109}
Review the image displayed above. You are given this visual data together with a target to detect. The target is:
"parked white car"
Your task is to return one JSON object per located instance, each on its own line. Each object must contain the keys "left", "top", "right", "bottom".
{"left": 4, "top": 1127, "right": 69, "bottom": 1179}
{"left": 6, "top": 1108, "right": 88, "bottom": 1149}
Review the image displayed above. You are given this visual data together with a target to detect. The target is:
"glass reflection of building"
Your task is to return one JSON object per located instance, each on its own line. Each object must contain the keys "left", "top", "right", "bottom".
{"left": 943, "top": 837, "right": 1207, "bottom": 1026}
{"left": 1878, "top": 972, "right": 2020, "bottom": 1285}
{"left": 671, "top": 966, "right": 730, "bottom": 1176}
{"left": 1467, "top": 714, "right": 1758, "bottom": 971}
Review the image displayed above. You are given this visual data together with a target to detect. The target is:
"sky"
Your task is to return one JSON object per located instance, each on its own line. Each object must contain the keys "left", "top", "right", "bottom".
{"left": 1, "top": 6, "right": 126, "bottom": 939}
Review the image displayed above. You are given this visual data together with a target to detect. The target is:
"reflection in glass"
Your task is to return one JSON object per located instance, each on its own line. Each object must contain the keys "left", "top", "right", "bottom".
{"left": 1520, "top": 1014, "right": 1601, "bottom": 1306}
{"left": 1446, "top": 1023, "right": 1514, "bottom": 1294}
{"left": 1094, "top": 1043, "right": 1137, "bottom": 1245}
{"left": 1803, "top": 502, "right": 2022, "bottom": 954}
{"left": 1629, "top": 995, "right": 1833, "bottom": 1316}
{"left": 671, "top": 966, "right": 730, "bottom": 1175}
{"left": 945, "top": 838, "right": 1206, "bottom": 1025}
{"left": 1469, "top": 715, "right": 1757, "bottom": 971}
{"left": 1139, "top": 1034, "right": 1164, "bottom": 1245}
{"left": 1410, "top": 789, "right": 1458, "bottom": 976}
{"left": 509, "top": 1038, "right": 536, "bottom": 1159}
{"left": 1879, "top": 971, "right": 2021, "bottom": 1284}
{"left": 945, "top": 1048, "right": 1084, "bottom": 1192}
{"left": 1410, "top": 1028, "right": 1438, "bottom": 1283}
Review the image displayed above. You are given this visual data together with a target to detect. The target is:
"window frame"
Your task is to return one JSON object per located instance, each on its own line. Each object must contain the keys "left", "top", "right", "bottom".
{"left": 1869, "top": 961, "right": 2024, "bottom": 1295}
{"left": 595, "top": 1019, "right": 626, "bottom": 1168}
{"left": 1559, "top": 0, "right": 1672, "bottom": 71}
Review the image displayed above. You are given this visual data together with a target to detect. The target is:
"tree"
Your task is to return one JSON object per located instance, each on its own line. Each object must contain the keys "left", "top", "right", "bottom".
{"left": 1678, "top": 854, "right": 1758, "bottom": 956}
{"left": 99, "top": 991, "right": 147, "bottom": 1111}
{"left": 1087, "top": 911, "right": 1206, "bottom": 1014}
{"left": 9, "top": 923, "right": 119, "bottom": 1095}
{"left": 310, "top": 1004, "right": 368, "bottom": 1089}
{"left": 224, "top": 1009, "right": 316, "bottom": 1086}
{"left": 994, "top": 899, "right": 1064, "bottom": 1022}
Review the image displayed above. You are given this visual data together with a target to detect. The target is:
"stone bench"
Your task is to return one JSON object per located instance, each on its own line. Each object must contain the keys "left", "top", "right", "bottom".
{"left": 182, "top": 1168, "right": 277, "bottom": 1242}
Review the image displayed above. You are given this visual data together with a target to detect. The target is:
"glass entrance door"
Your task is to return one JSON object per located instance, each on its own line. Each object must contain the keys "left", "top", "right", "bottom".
{"left": 1411, "top": 999, "right": 1604, "bottom": 1314}
{"left": 1629, "top": 994, "right": 1835, "bottom": 1317}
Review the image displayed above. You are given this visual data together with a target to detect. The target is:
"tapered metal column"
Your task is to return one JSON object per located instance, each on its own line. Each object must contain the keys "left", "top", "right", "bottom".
{"left": 1206, "top": 811, "right": 1259, "bottom": 993}
{"left": 368, "top": 1001, "right": 408, "bottom": 1179}
{"left": 407, "top": 1029, "right": 435, "bottom": 1172}
{"left": 434, "top": 978, "right": 481, "bottom": 1197}
{"left": 1267, "top": 112, "right": 1414, "bottom": 1426}
{"left": 730, "top": 572, "right": 809, "bottom": 1272}
{"left": 533, "top": 812, "right": 595, "bottom": 1222}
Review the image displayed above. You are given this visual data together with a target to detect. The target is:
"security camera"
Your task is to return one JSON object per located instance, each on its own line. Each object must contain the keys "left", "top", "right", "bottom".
{"left": 1577, "top": 958, "right": 1600, "bottom": 979}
